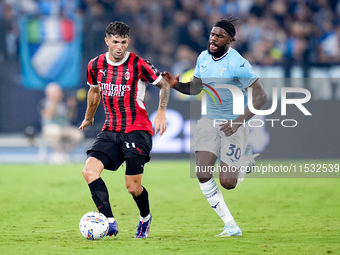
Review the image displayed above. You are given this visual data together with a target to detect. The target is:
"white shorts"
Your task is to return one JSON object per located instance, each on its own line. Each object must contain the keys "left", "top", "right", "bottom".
{"left": 194, "top": 117, "right": 249, "bottom": 168}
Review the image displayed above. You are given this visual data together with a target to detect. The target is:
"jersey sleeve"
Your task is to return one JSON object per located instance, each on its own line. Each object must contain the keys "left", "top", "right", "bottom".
{"left": 140, "top": 59, "right": 162, "bottom": 85}
{"left": 193, "top": 52, "right": 204, "bottom": 78}
{"left": 233, "top": 59, "right": 258, "bottom": 89}
{"left": 87, "top": 58, "right": 98, "bottom": 87}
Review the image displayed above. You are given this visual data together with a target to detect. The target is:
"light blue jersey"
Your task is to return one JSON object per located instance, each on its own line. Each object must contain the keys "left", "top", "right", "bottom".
{"left": 194, "top": 48, "right": 258, "bottom": 120}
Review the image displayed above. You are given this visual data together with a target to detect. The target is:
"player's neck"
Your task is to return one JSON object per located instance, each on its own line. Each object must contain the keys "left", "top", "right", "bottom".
{"left": 109, "top": 53, "right": 126, "bottom": 63}
{"left": 212, "top": 47, "right": 230, "bottom": 61}
{"left": 106, "top": 51, "right": 130, "bottom": 66}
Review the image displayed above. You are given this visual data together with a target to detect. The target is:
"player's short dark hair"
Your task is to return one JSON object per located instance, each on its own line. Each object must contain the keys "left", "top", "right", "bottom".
{"left": 214, "top": 16, "right": 238, "bottom": 41}
{"left": 106, "top": 21, "right": 130, "bottom": 37}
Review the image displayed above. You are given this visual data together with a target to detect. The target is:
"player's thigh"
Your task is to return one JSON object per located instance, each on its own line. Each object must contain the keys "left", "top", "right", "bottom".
{"left": 195, "top": 151, "right": 217, "bottom": 180}
{"left": 87, "top": 131, "right": 125, "bottom": 171}
{"left": 219, "top": 160, "right": 238, "bottom": 180}
{"left": 194, "top": 117, "right": 221, "bottom": 158}
{"left": 195, "top": 151, "right": 218, "bottom": 166}
{"left": 218, "top": 160, "right": 238, "bottom": 189}
{"left": 122, "top": 131, "right": 152, "bottom": 163}
{"left": 220, "top": 125, "right": 249, "bottom": 169}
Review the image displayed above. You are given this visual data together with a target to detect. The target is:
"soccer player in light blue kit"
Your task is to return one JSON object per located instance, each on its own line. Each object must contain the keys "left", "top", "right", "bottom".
{"left": 163, "top": 17, "right": 267, "bottom": 237}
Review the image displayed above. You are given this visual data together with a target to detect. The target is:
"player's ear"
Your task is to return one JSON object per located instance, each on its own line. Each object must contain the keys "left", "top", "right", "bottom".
{"left": 104, "top": 36, "right": 108, "bottom": 46}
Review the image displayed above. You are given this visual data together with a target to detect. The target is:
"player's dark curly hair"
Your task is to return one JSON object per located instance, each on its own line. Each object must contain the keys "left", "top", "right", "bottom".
{"left": 106, "top": 21, "right": 130, "bottom": 37}
{"left": 214, "top": 16, "right": 238, "bottom": 41}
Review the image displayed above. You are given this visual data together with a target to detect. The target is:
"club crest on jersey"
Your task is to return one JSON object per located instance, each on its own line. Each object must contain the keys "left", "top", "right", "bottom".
{"left": 219, "top": 68, "right": 227, "bottom": 76}
{"left": 124, "top": 69, "right": 130, "bottom": 80}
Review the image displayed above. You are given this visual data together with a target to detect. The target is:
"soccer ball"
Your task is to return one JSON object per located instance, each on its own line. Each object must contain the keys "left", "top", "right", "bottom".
{"left": 79, "top": 211, "right": 109, "bottom": 240}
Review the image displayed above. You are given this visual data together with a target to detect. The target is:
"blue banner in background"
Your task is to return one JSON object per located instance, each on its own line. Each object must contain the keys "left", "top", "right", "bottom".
{"left": 19, "top": 16, "right": 82, "bottom": 90}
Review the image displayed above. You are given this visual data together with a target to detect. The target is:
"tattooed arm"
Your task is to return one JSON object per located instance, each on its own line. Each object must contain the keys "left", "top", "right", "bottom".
{"left": 154, "top": 77, "right": 170, "bottom": 136}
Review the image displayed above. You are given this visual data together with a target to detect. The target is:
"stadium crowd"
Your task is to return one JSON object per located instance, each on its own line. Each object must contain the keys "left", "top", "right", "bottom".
{"left": 0, "top": 0, "right": 340, "bottom": 75}
{"left": 0, "top": 0, "right": 339, "bottom": 135}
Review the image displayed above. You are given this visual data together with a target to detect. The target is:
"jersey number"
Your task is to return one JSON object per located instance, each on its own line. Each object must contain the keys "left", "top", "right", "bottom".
{"left": 226, "top": 144, "right": 241, "bottom": 160}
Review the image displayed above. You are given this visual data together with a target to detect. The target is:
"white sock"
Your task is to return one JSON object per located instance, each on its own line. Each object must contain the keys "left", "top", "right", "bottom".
{"left": 236, "top": 167, "right": 247, "bottom": 187}
{"left": 199, "top": 178, "right": 236, "bottom": 226}
{"left": 108, "top": 217, "right": 115, "bottom": 223}
{"left": 140, "top": 213, "right": 151, "bottom": 222}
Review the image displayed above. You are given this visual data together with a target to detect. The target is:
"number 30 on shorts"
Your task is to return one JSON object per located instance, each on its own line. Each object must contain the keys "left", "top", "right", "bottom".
{"left": 226, "top": 144, "right": 241, "bottom": 160}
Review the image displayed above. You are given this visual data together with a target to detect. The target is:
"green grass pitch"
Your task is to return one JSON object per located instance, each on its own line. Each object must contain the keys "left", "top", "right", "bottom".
{"left": 0, "top": 160, "right": 339, "bottom": 255}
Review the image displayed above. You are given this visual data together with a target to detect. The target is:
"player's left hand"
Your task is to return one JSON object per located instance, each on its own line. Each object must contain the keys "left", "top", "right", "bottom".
{"left": 154, "top": 110, "right": 167, "bottom": 136}
{"left": 79, "top": 118, "right": 94, "bottom": 130}
{"left": 219, "top": 121, "right": 240, "bottom": 136}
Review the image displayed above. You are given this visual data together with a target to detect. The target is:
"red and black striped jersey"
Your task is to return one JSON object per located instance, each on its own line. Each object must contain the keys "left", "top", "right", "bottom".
{"left": 87, "top": 51, "right": 162, "bottom": 135}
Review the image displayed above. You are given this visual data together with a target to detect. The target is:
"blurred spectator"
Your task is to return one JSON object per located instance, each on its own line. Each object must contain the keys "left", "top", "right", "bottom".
{"left": 171, "top": 44, "right": 198, "bottom": 100}
{"left": 318, "top": 20, "right": 340, "bottom": 64}
{"left": 171, "top": 44, "right": 198, "bottom": 76}
{"left": 284, "top": 22, "right": 310, "bottom": 77}
{"left": 3, "top": 0, "right": 340, "bottom": 84}
{"left": 82, "top": 1, "right": 108, "bottom": 60}
{"left": 238, "top": 14, "right": 262, "bottom": 52}
{"left": 39, "top": 82, "right": 84, "bottom": 164}
{"left": 180, "top": 19, "right": 207, "bottom": 54}
{"left": 0, "top": 3, "right": 18, "bottom": 61}
{"left": 221, "top": 0, "right": 241, "bottom": 17}
{"left": 173, "top": 10, "right": 191, "bottom": 46}
{"left": 249, "top": 0, "right": 267, "bottom": 17}
{"left": 270, "top": 0, "right": 287, "bottom": 28}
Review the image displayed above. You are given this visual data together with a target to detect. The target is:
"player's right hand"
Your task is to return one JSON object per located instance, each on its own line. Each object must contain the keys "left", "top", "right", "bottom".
{"left": 161, "top": 71, "right": 180, "bottom": 88}
{"left": 79, "top": 118, "right": 94, "bottom": 130}
{"left": 153, "top": 110, "right": 167, "bottom": 136}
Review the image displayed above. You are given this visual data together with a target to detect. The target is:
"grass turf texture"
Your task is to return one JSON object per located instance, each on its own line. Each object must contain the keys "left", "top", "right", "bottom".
{"left": 0, "top": 160, "right": 339, "bottom": 255}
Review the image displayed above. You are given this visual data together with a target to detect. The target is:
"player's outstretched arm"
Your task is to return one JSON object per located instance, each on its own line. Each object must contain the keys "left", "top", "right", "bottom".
{"left": 154, "top": 78, "right": 170, "bottom": 136}
{"left": 79, "top": 86, "right": 101, "bottom": 130}
{"left": 162, "top": 71, "right": 203, "bottom": 95}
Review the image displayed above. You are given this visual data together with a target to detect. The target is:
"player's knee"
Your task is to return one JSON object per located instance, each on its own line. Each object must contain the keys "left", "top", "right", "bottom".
{"left": 82, "top": 157, "right": 104, "bottom": 183}
{"left": 82, "top": 166, "right": 92, "bottom": 181}
{"left": 220, "top": 178, "right": 237, "bottom": 190}
{"left": 82, "top": 165, "right": 99, "bottom": 183}
{"left": 198, "top": 177, "right": 211, "bottom": 183}
{"left": 126, "top": 184, "right": 141, "bottom": 197}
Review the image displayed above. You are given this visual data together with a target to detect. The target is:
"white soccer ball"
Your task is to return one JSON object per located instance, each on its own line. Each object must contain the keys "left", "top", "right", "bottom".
{"left": 79, "top": 211, "right": 109, "bottom": 240}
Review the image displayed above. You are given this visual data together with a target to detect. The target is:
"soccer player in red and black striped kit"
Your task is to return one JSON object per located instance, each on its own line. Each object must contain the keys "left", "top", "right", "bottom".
{"left": 79, "top": 21, "right": 170, "bottom": 238}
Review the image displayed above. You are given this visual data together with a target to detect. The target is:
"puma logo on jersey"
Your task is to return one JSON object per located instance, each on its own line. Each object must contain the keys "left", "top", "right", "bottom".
{"left": 99, "top": 69, "right": 107, "bottom": 76}
{"left": 240, "top": 62, "right": 245, "bottom": 67}
{"left": 136, "top": 147, "right": 142, "bottom": 154}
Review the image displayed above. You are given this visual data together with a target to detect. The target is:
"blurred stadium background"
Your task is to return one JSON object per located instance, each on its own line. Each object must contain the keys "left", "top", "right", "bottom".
{"left": 0, "top": 0, "right": 339, "bottom": 163}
